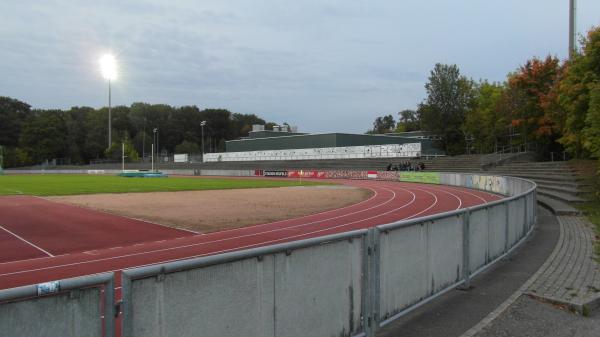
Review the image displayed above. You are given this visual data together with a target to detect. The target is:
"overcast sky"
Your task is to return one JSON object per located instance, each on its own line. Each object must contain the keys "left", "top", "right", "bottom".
{"left": 1, "top": 1, "right": 599, "bottom": 133}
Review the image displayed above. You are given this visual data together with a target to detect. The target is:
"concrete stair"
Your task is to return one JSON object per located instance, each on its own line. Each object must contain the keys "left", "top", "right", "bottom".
{"left": 535, "top": 183, "right": 587, "bottom": 196}
{"left": 536, "top": 189, "right": 586, "bottom": 204}
{"left": 536, "top": 195, "right": 582, "bottom": 215}
{"left": 487, "top": 161, "right": 585, "bottom": 216}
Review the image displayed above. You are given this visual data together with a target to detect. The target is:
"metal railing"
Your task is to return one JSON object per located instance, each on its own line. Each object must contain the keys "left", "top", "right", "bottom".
{"left": 479, "top": 142, "right": 537, "bottom": 168}
{"left": 0, "top": 172, "right": 536, "bottom": 337}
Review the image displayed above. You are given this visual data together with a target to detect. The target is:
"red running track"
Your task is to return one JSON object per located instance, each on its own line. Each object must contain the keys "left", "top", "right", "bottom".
{"left": 0, "top": 180, "right": 502, "bottom": 290}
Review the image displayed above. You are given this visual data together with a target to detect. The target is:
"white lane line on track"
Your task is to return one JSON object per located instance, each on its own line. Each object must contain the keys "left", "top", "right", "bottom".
{"left": 401, "top": 188, "right": 439, "bottom": 220}
{"left": 440, "top": 185, "right": 492, "bottom": 203}
{"left": 446, "top": 185, "right": 502, "bottom": 202}
{"left": 34, "top": 195, "right": 200, "bottom": 236}
{"left": 0, "top": 184, "right": 382, "bottom": 268}
{"left": 0, "top": 182, "right": 473, "bottom": 279}
{"left": 417, "top": 185, "right": 462, "bottom": 210}
{"left": 0, "top": 225, "right": 54, "bottom": 257}
{"left": 0, "top": 185, "right": 408, "bottom": 277}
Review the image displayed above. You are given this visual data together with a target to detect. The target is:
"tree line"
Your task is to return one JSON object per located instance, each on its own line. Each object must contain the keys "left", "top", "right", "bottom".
{"left": 369, "top": 26, "right": 600, "bottom": 162}
{"left": 0, "top": 99, "right": 278, "bottom": 167}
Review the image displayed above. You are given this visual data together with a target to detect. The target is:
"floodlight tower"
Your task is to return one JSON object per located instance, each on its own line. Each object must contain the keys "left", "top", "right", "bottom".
{"left": 99, "top": 54, "right": 117, "bottom": 148}
{"left": 569, "top": 0, "right": 577, "bottom": 58}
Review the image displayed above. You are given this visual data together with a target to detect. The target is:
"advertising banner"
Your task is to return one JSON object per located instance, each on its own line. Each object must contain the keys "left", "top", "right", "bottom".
{"left": 262, "top": 170, "right": 289, "bottom": 177}
{"left": 400, "top": 172, "right": 441, "bottom": 184}
{"left": 288, "top": 170, "right": 327, "bottom": 178}
{"left": 174, "top": 154, "right": 189, "bottom": 163}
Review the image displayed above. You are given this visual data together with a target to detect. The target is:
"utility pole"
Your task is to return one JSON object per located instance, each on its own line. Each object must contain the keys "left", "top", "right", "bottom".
{"left": 569, "top": 0, "right": 577, "bottom": 58}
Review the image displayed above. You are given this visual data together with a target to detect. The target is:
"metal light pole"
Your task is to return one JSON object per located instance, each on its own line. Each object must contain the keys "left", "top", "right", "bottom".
{"left": 569, "top": 0, "right": 577, "bottom": 58}
{"left": 142, "top": 118, "right": 146, "bottom": 159}
{"left": 108, "top": 79, "right": 112, "bottom": 148}
{"left": 200, "top": 120, "right": 206, "bottom": 160}
{"left": 153, "top": 128, "right": 158, "bottom": 172}
{"left": 121, "top": 142, "right": 125, "bottom": 172}
{"left": 99, "top": 54, "right": 117, "bottom": 149}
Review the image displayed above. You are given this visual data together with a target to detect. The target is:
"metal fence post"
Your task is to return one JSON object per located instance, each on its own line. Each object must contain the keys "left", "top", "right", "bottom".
{"left": 461, "top": 210, "right": 471, "bottom": 289}
{"left": 362, "top": 230, "right": 373, "bottom": 337}
{"left": 121, "top": 273, "right": 133, "bottom": 337}
{"left": 504, "top": 202, "right": 510, "bottom": 252}
{"left": 364, "top": 228, "right": 381, "bottom": 337}
{"left": 534, "top": 189, "right": 537, "bottom": 223}
{"left": 373, "top": 228, "right": 381, "bottom": 334}
{"left": 523, "top": 196, "right": 528, "bottom": 234}
{"left": 105, "top": 276, "right": 116, "bottom": 337}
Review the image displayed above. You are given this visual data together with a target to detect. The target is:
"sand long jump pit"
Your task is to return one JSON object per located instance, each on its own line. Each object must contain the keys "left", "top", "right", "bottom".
{"left": 50, "top": 184, "right": 371, "bottom": 233}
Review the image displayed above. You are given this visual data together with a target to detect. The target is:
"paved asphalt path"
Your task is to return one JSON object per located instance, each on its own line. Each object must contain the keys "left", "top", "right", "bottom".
{"left": 377, "top": 206, "right": 560, "bottom": 337}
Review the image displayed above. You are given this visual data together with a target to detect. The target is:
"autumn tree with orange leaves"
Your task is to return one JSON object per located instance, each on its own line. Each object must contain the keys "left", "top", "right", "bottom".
{"left": 504, "top": 56, "right": 564, "bottom": 155}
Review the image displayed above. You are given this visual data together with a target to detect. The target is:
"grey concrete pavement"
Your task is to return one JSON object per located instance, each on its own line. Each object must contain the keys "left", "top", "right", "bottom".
{"left": 528, "top": 216, "right": 600, "bottom": 312}
{"left": 473, "top": 296, "right": 600, "bottom": 337}
{"left": 376, "top": 206, "right": 559, "bottom": 337}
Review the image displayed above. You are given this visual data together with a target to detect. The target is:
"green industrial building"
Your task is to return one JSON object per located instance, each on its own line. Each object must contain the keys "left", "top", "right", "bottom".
{"left": 225, "top": 131, "right": 443, "bottom": 155}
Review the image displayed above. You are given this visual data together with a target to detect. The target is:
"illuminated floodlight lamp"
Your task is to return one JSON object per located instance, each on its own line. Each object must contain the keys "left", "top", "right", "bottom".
{"left": 99, "top": 54, "right": 117, "bottom": 80}
{"left": 99, "top": 53, "right": 117, "bottom": 148}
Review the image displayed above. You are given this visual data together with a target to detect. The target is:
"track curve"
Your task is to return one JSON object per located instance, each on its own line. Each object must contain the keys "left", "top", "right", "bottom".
{"left": 0, "top": 179, "right": 502, "bottom": 290}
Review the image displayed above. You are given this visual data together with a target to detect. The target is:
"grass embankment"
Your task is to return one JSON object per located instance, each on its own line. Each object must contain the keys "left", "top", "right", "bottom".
{"left": 570, "top": 160, "right": 600, "bottom": 255}
{"left": 0, "top": 174, "right": 330, "bottom": 196}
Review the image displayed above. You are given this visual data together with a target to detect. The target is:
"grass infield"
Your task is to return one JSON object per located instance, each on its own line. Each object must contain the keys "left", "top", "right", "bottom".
{"left": 0, "top": 174, "right": 330, "bottom": 196}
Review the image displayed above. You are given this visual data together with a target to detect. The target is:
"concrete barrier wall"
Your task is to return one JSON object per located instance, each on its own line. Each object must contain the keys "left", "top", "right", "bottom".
{"left": 375, "top": 174, "right": 535, "bottom": 327}
{"left": 378, "top": 214, "right": 465, "bottom": 320}
{"left": 0, "top": 289, "right": 102, "bottom": 337}
{"left": 121, "top": 231, "right": 368, "bottom": 337}
{"left": 0, "top": 273, "right": 114, "bottom": 337}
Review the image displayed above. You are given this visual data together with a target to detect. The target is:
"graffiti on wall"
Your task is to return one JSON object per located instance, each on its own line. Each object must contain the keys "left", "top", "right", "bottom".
{"left": 468, "top": 175, "right": 506, "bottom": 194}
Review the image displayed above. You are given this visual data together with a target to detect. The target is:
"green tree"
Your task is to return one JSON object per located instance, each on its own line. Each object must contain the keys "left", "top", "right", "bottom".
{"left": 368, "top": 115, "right": 396, "bottom": 134}
{"left": 583, "top": 84, "right": 600, "bottom": 158}
{"left": 395, "top": 109, "right": 420, "bottom": 132}
{"left": 19, "top": 110, "right": 68, "bottom": 163}
{"left": 230, "top": 113, "right": 266, "bottom": 139}
{"left": 0, "top": 96, "right": 31, "bottom": 147}
{"left": 199, "top": 109, "right": 233, "bottom": 152}
{"left": 464, "top": 82, "right": 506, "bottom": 153}
{"left": 84, "top": 109, "right": 108, "bottom": 160}
{"left": 105, "top": 137, "right": 140, "bottom": 162}
{"left": 174, "top": 140, "right": 200, "bottom": 154}
{"left": 559, "top": 26, "right": 600, "bottom": 158}
{"left": 420, "top": 63, "right": 475, "bottom": 154}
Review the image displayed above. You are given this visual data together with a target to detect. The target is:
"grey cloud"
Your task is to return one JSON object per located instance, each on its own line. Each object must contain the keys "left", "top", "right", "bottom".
{"left": 1, "top": 0, "right": 599, "bottom": 133}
